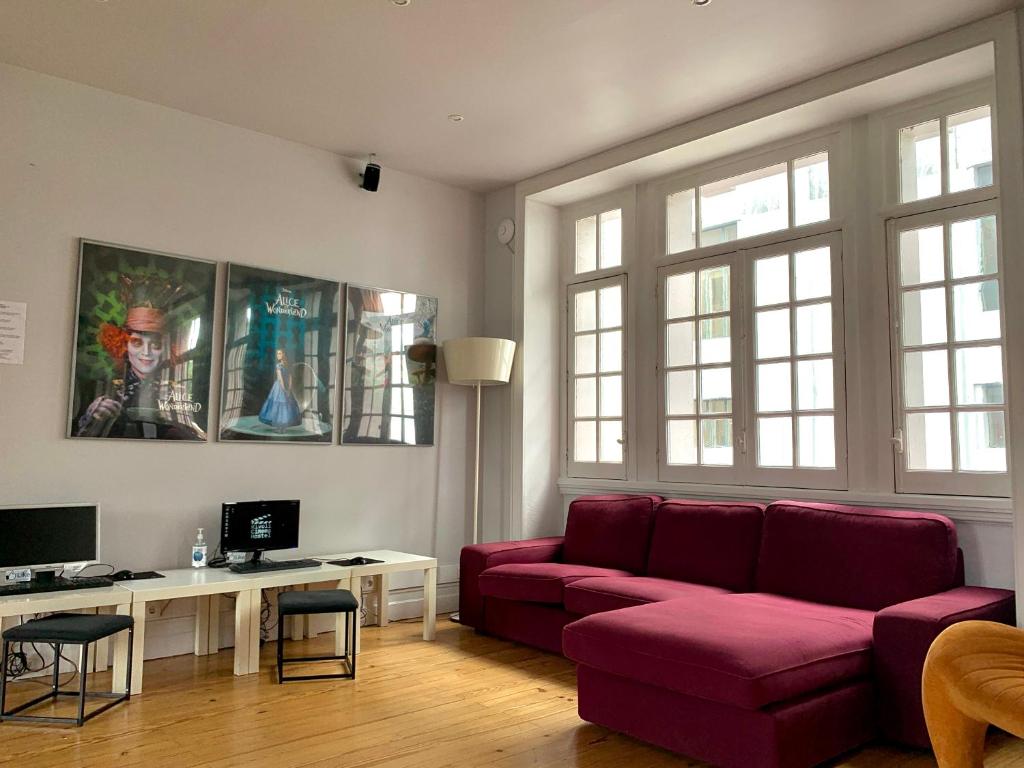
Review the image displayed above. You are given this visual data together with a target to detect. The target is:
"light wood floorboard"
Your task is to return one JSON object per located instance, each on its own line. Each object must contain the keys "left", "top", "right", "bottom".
{"left": 0, "top": 616, "right": 1021, "bottom": 767}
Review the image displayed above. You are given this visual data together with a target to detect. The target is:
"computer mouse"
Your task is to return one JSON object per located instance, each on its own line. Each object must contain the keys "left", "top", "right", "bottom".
{"left": 349, "top": 557, "right": 368, "bottom": 565}
{"left": 111, "top": 570, "right": 134, "bottom": 581}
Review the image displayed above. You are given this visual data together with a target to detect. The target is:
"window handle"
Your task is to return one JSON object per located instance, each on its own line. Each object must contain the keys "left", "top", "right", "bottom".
{"left": 616, "top": 438, "right": 625, "bottom": 445}
{"left": 890, "top": 429, "right": 904, "bottom": 455}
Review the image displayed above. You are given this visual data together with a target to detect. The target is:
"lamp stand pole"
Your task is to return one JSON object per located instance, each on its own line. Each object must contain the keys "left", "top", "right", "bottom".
{"left": 452, "top": 380, "right": 482, "bottom": 625}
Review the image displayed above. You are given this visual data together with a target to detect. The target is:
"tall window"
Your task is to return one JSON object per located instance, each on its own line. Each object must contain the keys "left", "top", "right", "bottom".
{"left": 568, "top": 276, "right": 626, "bottom": 478}
{"left": 889, "top": 98, "right": 1007, "bottom": 496}
{"left": 658, "top": 233, "right": 846, "bottom": 488}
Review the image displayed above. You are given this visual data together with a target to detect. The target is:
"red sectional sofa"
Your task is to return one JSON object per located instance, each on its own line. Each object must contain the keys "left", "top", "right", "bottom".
{"left": 459, "top": 494, "right": 1016, "bottom": 768}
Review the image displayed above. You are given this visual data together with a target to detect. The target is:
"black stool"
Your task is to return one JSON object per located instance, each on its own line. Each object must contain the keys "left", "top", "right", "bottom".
{"left": 277, "top": 589, "right": 358, "bottom": 683}
{"left": 1, "top": 613, "right": 134, "bottom": 726}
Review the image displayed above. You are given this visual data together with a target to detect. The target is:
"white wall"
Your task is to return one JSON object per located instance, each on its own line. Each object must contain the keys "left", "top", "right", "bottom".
{"left": 0, "top": 63, "right": 484, "bottom": 650}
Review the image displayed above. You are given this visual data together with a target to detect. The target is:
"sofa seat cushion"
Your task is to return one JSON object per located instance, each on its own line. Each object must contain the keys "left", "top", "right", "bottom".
{"left": 564, "top": 576, "right": 729, "bottom": 616}
{"left": 563, "top": 593, "right": 875, "bottom": 710}
{"left": 478, "top": 562, "right": 632, "bottom": 605}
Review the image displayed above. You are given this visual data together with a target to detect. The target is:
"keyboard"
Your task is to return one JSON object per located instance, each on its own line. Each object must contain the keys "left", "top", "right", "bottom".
{"left": 0, "top": 576, "right": 115, "bottom": 597}
{"left": 228, "top": 558, "right": 323, "bottom": 574}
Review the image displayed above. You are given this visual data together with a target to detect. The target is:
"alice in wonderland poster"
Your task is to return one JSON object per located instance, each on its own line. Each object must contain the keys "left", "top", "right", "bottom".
{"left": 68, "top": 240, "right": 216, "bottom": 441}
{"left": 219, "top": 264, "right": 339, "bottom": 443}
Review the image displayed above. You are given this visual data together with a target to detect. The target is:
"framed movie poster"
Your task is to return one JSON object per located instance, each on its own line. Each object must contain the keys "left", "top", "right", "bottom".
{"left": 219, "top": 264, "right": 339, "bottom": 443}
{"left": 68, "top": 240, "right": 216, "bottom": 440}
{"left": 341, "top": 284, "right": 437, "bottom": 446}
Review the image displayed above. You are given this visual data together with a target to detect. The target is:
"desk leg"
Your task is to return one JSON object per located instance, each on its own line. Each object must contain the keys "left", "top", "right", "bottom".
{"left": 129, "top": 601, "right": 147, "bottom": 695}
{"left": 111, "top": 603, "right": 132, "bottom": 694}
{"left": 337, "top": 576, "right": 358, "bottom": 656}
{"left": 377, "top": 574, "right": 390, "bottom": 627}
{"left": 208, "top": 594, "right": 220, "bottom": 654}
{"left": 247, "top": 589, "right": 262, "bottom": 674}
{"left": 94, "top": 606, "right": 111, "bottom": 672}
{"left": 423, "top": 566, "right": 437, "bottom": 641}
{"left": 232, "top": 591, "right": 251, "bottom": 677}
{"left": 194, "top": 596, "right": 210, "bottom": 656}
{"left": 290, "top": 585, "right": 306, "bottom": 641}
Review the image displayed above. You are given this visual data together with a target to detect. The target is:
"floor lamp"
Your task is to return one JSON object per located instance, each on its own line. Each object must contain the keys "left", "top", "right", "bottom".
{"left": 443, "top": 336, "right": 516, "bottom": 623}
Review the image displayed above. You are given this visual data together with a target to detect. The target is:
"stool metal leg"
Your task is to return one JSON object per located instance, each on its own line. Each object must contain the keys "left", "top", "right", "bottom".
{"left": 277, "top": 610, "right": 285, "bottom": 684}
{"left": 52, "top": 642, "right": 61, "bottom": 695}
{"left": 0, "top": 641, "right": 9, "bottom": 717}
{"left": 77, "top": 644, "right": 89, "bottom": 726}
{"left": 350, "top": 609, "right": 357, "bottom": 679}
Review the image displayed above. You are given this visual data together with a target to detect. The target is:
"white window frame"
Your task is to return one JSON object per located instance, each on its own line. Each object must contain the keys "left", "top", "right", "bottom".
{"left": 887, "top": 199, "right": 1010, "bottom": 496}
{"left": 657, "top": 230, "right": 847, "bottom": 489}
{"left": 562, "top": 188, "right": 635, "bottom": 280}
{"left": 743, "top": 231, "right": 849, "bottom": 489}
{"left": 879, "top": 83, "right": 999, "bottom": 215}
{"left": 655, "top": 133, "right": 842, "bottom": 264}
{"left": 566, "top": 274, "right": 628, "bottom": 480}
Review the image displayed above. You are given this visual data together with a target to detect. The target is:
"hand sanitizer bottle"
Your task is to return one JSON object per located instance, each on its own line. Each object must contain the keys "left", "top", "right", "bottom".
{"left": 192, "top": 528, "right": 208, "bottom": 568}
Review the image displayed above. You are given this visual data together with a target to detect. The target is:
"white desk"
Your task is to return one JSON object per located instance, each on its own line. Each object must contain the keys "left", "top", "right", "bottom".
{"left": 312, "top": 550, "right": 438, "bottom": 650}
{"left": 114, "top": 564, "right": 350, "bottom": 693}
{"left": 0, "top": 586, "right": 132, "bottom": 692}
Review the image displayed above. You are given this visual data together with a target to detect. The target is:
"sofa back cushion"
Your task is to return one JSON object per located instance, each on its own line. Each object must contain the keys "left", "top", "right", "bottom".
{"left": 756, "top": 501, "right": 959, "bottom": 611}
{"left": 647, "top": 500, "right": 765, "bottom": 590}
{"left": 563, "top": 495, "right": 662, "bottom": 573}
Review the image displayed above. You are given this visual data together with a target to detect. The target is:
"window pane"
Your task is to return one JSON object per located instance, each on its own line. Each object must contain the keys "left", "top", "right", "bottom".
{"left": 955, "top": 346, "right": 1004, "bottom": 405}
{"left": 666, "top": 321, "right": 696, "bottom": 367}
{"left": 699, "top": 317, "right": 731, "bottom": 364}
{"left": 953, "top": 280, "right": 1001, "bottom": 341}
{"left": 598, "top": 285, "right": 622, "bottom": 329}
{"left": 794, "top": 246, "right": 831, "bottom": 300}
{"left": 666, "top": 370, "right": 697, "bottom": 415}
{"left": 796, "top": 303, "right": 832, "bottom": 356}
{"left": 699, "top": 265, "right": 730, "bottom": 314}
{"left": 666, "top": 189, "right": 697, "bottom": 254}
{"left": 798, "top": 415, "right": 835, "bottom": 468}
{"left": 599, "top": 209, "right": 622, "bottom": 269}
{"left": 700, "top": 368, "right": 732, "bottom": 414}
{"left": 797, "top": 358, "right": 834, "bottom": 410}
{"left": 900, "top": 226, "right": 945, "bottom": 286}
{"left": 666, "top": 272, "right": 695, "bottom": 319}
{"left": 599, "top": 375, "right": 623, "bottom": 418}
{"left": 599, "top": 330, "right": 622, "bottom": 372}
{"left": 794, "top": 153, "right": 830, "bottom": 225}
{"left": 700, "top": 163, "right": 788, "bottom": 245}
{"left": 575, "top": 377, "right": 597, "bottom": 418}
{"left": 574, "top": 421, "right": 597, "bottom": 462}
{"left": 902, "top": 288, "right": 947, "bottom": 346}
{"left": 666, "top": 419, "right": 697, "bottom": 465}
{"left": 701, "top": 418, "right": 733, "bottom": 465}
{"left": 755, "top": 254, "right": 789, "bottom": 307}
{"left": 950, "top": 215, "right": 997, "bottom": 280}
{"left": 575, "top": 215, "right": 597, "bottom": 273}
{"left": 574, "top": 290, "right": 596, "bottom": 332}
{"left": 758, "top": 416, "right": 794, "bottom": 467}
{"left": 757, "top": 362, "right": 792, "bottom": 412}
{"left": 947, "top": 106, "right": 993, "bottom": 194}
{"left": 575, "top": 334, "right": 596, "bottom": 374}
{"left": 903, "top": 350, "right": 949, "bottom": 408}
{"left": 756, "top": 308, "right": 791, "bottom": 359}
{"left": 599, "top": 420, "right": 623, "bottom": 463}
{"left": 905, "top": 412, "right": 952, "bottom": 471}
{"left": 899, "top": 119, "right": 941, "bottom": 202}
{"left": 957, "top": 411, "right": 1006, "bottom": 472}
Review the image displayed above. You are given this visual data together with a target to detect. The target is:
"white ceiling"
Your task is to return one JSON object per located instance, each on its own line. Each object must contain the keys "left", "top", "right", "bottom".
{"left": 0, "top": 0, "right": 1017, "bottom": 192}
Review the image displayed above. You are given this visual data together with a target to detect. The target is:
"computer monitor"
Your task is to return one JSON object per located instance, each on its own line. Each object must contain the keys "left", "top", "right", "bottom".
{"left": 221, "top": 500, "right": 300, "bottom": 563}
{"left": 0, "top": 504, "right": 100, "bottom": 571}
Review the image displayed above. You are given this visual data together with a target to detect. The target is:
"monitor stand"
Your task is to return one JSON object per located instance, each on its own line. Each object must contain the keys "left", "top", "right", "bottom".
{"left": 247, "top": 550, "right": 267, "bottom": 567}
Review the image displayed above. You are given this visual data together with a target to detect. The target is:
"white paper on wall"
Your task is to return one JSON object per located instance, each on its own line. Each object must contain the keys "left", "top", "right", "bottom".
{"left": 0, "top": 301, "right": 27, "bottom": 365}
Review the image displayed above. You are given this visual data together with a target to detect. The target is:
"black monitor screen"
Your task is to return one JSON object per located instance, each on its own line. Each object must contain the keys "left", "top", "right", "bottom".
{"left": 222, "top": 500, "right": 299, "bottom": 553}
{"left": 0, "top": 505, "right": 99, "bottom": 569}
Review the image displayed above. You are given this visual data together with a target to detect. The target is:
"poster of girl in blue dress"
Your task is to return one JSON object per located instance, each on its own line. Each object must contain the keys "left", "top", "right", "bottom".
{"left": 219, "top": 264, "right": 339, "bottom": 443}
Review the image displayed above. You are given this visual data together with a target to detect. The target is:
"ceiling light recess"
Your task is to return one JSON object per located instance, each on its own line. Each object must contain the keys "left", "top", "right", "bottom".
{"left": 448, "top": 113, "right": 464, "bottom": 123}
{"left": 692, "top": 0, "right": 711, "bottom": 5}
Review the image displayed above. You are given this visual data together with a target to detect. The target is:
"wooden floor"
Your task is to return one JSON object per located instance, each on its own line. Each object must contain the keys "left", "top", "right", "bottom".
{"left": 1, "top": 616, "right": 1022, "bottom": 768}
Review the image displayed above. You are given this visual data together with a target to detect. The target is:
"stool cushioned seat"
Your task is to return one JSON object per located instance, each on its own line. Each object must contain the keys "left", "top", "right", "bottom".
{"left": 278, "top": 589, "right": 358, "bottom": 616}
{"left": 3, "top": 613, "right": 133, "bottom": 643}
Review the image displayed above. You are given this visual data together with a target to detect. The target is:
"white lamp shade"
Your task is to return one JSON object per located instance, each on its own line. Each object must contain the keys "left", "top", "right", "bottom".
{"left": 444, "top": 337, "right": 516, "bottom": 386}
